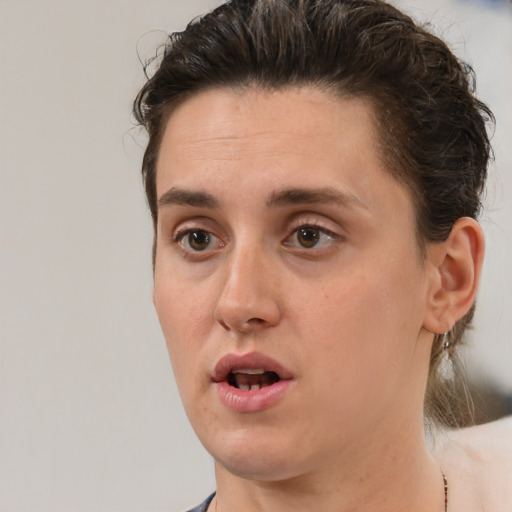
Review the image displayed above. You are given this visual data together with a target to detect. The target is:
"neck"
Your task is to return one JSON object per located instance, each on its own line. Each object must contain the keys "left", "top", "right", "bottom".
{"left": 213, "top": 424, "right": 445, "bottom": 512}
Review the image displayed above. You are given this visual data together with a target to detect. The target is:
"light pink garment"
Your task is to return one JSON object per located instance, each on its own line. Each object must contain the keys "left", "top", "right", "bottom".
{"left": 432, "top": 416, "right": 512, "bottom": 512}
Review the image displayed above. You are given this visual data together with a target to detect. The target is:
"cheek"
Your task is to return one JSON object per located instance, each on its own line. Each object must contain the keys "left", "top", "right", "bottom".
{"left": 153, "top": 274, "right": 214, "bottom": 383}
{"left": 298, "top": 277, "right": 391, "bottom": 368}
{"left": 296, "top": 255, "right": 426, "bottom": 392}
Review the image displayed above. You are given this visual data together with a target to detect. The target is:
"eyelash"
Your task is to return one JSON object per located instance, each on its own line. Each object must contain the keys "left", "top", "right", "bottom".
{"left": 286, "top": 222, "right": 341, "bottom": 248}
{"left": 172, "top": 227, "right": 223, "bottom": 251}
{"left": 173, "top": 227, "right": 201, "bottom": 244}
{"left": 171, "top": 222, "right": 341, "bottom": 255}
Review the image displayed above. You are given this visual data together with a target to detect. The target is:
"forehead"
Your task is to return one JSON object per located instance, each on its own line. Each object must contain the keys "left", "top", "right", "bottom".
{"left": 155, "top": 86, "right": 413, "bottom": 223}
{"left": 163, "top": 85, "right": 371, "bottom": 136}
{"left": 158, "top": 87, "right": 377, "bottom": 156}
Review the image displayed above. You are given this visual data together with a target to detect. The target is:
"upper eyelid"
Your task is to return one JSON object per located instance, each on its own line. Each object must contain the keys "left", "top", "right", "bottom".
{"left": 174, "top": 227, "right": 222, "bottom": 243}
{"left": 169, "top": 217, "right": 225, "bottom": 239}
{"left": 285, "top": 224, "right": 340, "bottom": 244}
{"left": 287, "top": 218, "right": 343, "bottom": 237}
{"left": 171, "top": 222, "right": 339, "bottom": 238}
{"left": 173, "top": 226, "right": 208, "bottom": 242}
{"left": 168, "top": 213, "right": 344, "bottom": 240}
{"left": 287, "top": 209, "right": 343, "bottom": 225}
{"left": 290, "top": 221, "right": 337, "bottom": 233}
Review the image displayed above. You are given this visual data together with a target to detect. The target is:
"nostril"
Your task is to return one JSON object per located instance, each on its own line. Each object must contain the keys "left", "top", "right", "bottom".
{"left": 218, "top": 319, "right": 230, "bottom": 330}
{"left": 217, "top": 316, "right": 268, "bottom": 332}
{"left": 248, "top": 317, "right": 265, "bottom": 324}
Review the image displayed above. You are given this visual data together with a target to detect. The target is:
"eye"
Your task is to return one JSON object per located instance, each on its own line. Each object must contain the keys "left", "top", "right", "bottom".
{"left": 175, "top": 229, "right": 222, "bottom": 252}
{"left": 285, "top": 225, "right": 339, "bottom": 249}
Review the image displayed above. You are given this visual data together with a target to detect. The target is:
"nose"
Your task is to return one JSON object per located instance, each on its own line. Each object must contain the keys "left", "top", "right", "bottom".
{"left": 213, "top": 244, "right": 282, "bottom": 333}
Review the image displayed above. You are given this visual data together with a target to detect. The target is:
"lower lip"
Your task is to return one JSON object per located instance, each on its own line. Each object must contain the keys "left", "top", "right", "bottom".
{"left": 214, "top": 380, "right": 292, "bottom": 413}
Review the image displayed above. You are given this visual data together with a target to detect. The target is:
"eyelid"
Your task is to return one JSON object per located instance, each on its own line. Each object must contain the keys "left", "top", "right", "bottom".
{"left": 287, "top": 213, "right": 344, "bottom": 237}
{"left": 167, "top": 214, "right": 343, "bottom": 255}
{"left": 172, "top": 226, "right": 200, "bottom": 242}
{"left": 173, "top": 227, "right": 220, "bottom": 243}
{"left": 283, "top": 221, "right": 343, "bottom": 250}
{"left": 169, "top": 215, "right": 225, "bottom": 243}
{"left": 290, "top": 221, "right": 339, "bottom": 236}
{"left": 172, "top": 225, "right": 225, "bottom": 257}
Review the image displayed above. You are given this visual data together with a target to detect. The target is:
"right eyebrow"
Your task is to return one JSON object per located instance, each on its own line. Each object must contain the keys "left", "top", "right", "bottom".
{"left": 158, "top": 187, "right": 221, "bottom": 209}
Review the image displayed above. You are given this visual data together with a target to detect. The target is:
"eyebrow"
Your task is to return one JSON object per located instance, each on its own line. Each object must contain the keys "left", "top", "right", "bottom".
{"left": 157, "top": 186, "right": 367, "bottom": 211}
{"left": 266, "top": 187, "right": 367, "bottom": 210}
{"left": 158, "top": 187, "right": 220, "bottom": 209}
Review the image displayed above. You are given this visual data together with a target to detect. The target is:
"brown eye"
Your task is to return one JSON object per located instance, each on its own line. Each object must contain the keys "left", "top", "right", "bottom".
{"left": 183, "top": 230, "right": 212, "bottom": 251}
{"left": 283, "top": 224, "right": 339, "bottom": 251}
{"left": 174, "top": 227, "right": 224, "bottom": 255}
{"left": 297, "top": 227, "right": 320, "bottom": 248}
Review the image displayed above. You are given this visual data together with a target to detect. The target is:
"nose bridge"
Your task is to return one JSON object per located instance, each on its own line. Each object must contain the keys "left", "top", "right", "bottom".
{"left": 214, "top": 236, "right": 281, "bottom": 331}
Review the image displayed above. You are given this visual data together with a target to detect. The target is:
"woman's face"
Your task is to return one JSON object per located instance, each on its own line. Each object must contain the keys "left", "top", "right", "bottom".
{"left": 153, "top": 87, "right": 435, "bottom": 480}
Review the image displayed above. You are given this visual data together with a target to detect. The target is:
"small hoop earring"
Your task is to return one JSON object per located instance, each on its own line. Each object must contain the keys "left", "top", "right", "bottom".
{"left": 442, "top": 332, "right": 450, "bottom": 350}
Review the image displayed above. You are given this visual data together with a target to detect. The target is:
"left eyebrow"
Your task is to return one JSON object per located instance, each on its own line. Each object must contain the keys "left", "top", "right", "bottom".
{"left": 266, "top": 187, "right": 368, "bottom": 210}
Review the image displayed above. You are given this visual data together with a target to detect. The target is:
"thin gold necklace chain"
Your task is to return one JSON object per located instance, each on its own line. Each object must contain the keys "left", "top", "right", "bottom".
{"left": 442, "top": 470, "right": 449, "bottom": 512}
{"left": 211, "top": 472, "right": 448, "bottom": 511}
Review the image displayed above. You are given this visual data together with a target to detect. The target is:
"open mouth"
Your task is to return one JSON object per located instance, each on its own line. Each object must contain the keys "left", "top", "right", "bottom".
{"left": 212, "top": 352, "right": 293, "bottom": 389}
{"left": 227, "top": 369, "right": 281, "bottom": 391}
{"left": 213, "top": 353, "right": 292, "bottom": 412}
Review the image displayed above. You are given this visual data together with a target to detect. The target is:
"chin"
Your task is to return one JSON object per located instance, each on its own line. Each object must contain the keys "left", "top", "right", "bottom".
{"left": 203, "top": 426, "right": 306, "bottom": 482}
{"left": 216, "top": 451, "right": 303, "bottom": 482}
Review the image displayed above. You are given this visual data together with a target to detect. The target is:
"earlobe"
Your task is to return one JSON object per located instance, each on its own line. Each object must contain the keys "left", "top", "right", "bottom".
{"left": 423, "top": 217, "right": 485, "bottom": 335}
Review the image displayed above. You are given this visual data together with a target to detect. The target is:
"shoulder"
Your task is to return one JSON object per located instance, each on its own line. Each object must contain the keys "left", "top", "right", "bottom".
{"left": 432, "top": 416, "right": 512, "bottom": 512}
{"left": 450, "top": 415, "right": 512, "bottom": 448}
{"left": 443, "top": 416, "right": 512, "bottom": 475}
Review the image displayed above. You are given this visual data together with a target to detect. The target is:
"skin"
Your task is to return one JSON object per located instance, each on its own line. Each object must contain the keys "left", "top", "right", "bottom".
{"left": 432, "top": 417, "right": 512, "bottom": 512}
{"left": 152, "top": 87, "right": 484, "bottom": 512}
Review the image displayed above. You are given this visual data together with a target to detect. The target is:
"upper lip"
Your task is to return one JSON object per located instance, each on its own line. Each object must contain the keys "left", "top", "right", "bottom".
{"left": 212, "top": 352, "right": 294, "bottom": 382}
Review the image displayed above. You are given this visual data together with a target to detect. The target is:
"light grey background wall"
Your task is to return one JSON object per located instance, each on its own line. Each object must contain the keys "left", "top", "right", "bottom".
{"left": 0, "top": 0, "right": 510, "bottom": 510}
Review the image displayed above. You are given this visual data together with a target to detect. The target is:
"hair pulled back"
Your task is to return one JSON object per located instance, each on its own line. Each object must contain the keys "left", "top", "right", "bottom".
{"left": 133, "top": 0, "right": 494, "bottom": 427}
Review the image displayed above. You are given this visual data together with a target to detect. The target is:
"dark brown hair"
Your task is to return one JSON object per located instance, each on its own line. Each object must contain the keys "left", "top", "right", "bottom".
{"left": 133, "top": 0, "right": 494, "bottom": 427}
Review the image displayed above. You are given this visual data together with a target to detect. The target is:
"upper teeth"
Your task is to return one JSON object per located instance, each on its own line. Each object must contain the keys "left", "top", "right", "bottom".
{"left": 232, "top": 368, "right": 266, "bottom": 375}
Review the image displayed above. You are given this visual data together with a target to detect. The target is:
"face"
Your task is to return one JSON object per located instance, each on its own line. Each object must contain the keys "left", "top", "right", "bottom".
{"left": 153, "top": 87, "right": 435, "bottom": 481}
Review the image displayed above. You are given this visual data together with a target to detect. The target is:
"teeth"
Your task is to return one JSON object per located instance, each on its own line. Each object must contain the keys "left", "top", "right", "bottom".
{"left": 235, "top": 384, "right": 261, "bottom": 391}
{"left": 229, "top": 369, "right": 276, "bottom": 391}
{"left": 232, "top": 368, "right": 266, "bottom": 375}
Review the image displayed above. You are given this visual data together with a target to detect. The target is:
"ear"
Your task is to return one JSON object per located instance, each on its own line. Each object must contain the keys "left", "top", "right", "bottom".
{"left": 423, "top": 217, "right": 485, "bottom": 334}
